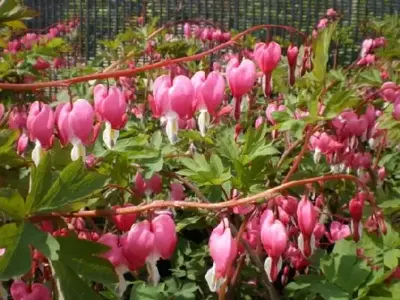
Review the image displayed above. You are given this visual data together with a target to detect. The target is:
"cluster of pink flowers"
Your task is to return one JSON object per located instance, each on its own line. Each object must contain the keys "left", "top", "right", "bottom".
{"left": 1, "top": 83, "right": 128, "bottom": 166}
{"left": 97, "top": 212, "right": 177, "bottom": 292}
{"left": 183, "top": 23, "right": 231, "bottom": 43}
{"left": 5, "top": 19, "right": 79, "bottom": 55}
{"left": 205, "top": 191, "right": 379, "bottom": 291}
{"left": 305, "top": 105, "right": 385, "bottom": 182}
{"left": 357, "top": 37, "right": 386, "bottom": 66}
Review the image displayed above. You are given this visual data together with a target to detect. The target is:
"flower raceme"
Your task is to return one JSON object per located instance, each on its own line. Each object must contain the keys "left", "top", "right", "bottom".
{"left": 191, "top": 70, "right": 225, "bottom": 136}
{"left": 94, "top": 84, "right": 128, "bottom": 149}
{"left": 253, "top": 41, "right": 282, "bottom": 96}
{"left": 152, "top": 75, "right": 195, "bottom": 144}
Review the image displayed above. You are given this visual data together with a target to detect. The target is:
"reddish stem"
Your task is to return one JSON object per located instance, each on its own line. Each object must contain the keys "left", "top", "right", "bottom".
{"left": 282, "top": 125, "right": 316, "bottom": 183}
{"left": 29, "top": 174, "right": 368, "bottom": 220}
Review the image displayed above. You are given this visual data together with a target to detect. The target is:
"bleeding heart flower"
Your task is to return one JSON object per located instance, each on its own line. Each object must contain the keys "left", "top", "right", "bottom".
{"left": 152, "top": 75, "right": 195, "bottom": 144}
{"left": 192, "top": 71, "right": 225, "bottom": 136}
{"left": 33, "top": 57, "right": 50, "bottom": 70}
{"left": 206, "top": 218, "right": 237, "bottom": 292}
{"left": 146, "top": 214, "right": 177, "bottom": 284}
{"left": 226, "top": 58, "right": 257, "bottom": 120}
{"left": 328, "top": 221, "right": 351, "bottom": 242}
{"left": 261, "top": 219, "right": 288, "bottom": 281}
{"left": 170, "top": 183, "right": 185, "bottom": 200}
{"left": 349, "top": 194, "right": 364, "bottom": 242}
{"left": 55, "top": 99, "right": 95, "bottom": 161}
{"left": 111, "top": 204, "right": 137, "bottom": 232}
{"left": 254, "top": 42, "right": 281, "bottom": 96}
{"left": 94, "top": 85, "right": 128, "bottom": 149}
{"left": 287, "top": 44, "right": 299, "bottom": 86}
{"left": 27, "top": 102, "right": 55, "bottom": 166}
{"left": 122, "top": 220, "right": 154, "bottom": 271}
{"left": 297, "top": 196, "right": 317, "bottom": 257}
{"left": 8, "top": 107, "right": 28, "bottom": 130}
{"left": 10, "top": 281, "right": 51, "bottom": 300}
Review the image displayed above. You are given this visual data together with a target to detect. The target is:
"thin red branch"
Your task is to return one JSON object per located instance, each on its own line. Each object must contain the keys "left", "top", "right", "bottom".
{"left": 372, "top": 130, "right": 388, "bottom": 169}
{"left": 28, "top": 174, "right": 366, "bottom": 220}
{"left": 0, "top": 24, "right": 306, "bottom": 91}
{"left": 282, "top": 125, "right": 316, "bottom": 183}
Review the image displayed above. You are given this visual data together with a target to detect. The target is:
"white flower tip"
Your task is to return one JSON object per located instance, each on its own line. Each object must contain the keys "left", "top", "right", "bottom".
{"left": 166, "top": 117, "right": 179, "bottom": 145}
{"left": 71, "top": 143, "right": 86, "bottom": 162}
{"left": 198, "top": 110, "right": 210, "bottom": 137}
{"left": 264, "top": 257, "right": 273, "bottom": 282}
{"left": 205, "top": 263, "right": 226, "bottom": 293}
{"left": 146, "top": 254, "right": 161, "bottom": 286}
{"left": 298, "top": 233, "right": 305, "bottom": 256}
{"left": 32, "top": 141, "right": 43, "bottom": 167}
{"left": 103, "top": 122, "right": 119, "bottom": 150}
{"left": 116, "top": 266, "right": 128, "bottom": 296}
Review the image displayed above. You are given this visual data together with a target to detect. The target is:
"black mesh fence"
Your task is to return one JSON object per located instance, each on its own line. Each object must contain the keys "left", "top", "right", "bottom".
{"left": 23, "top": 0, "right": 400, "bottom": 64}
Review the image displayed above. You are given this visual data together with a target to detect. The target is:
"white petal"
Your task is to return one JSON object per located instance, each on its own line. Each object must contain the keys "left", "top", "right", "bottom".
{"left": 313, "top": 149, "right": 322, "bottom": 163}
{"left": 103, "top": 122, "right": 119, "bottom": 149}
{"left": 198, "top": 110, "right": 210, "bottom": 137}
{"left": 205, "top": 263, "right": 226, "bottom": 293}
{"left": 146, "top": 252, "right": 160, "bottom": 285}
{"left": 71, "top": 142, "right": 86, "bottom": 161}
{"left": 0, "top": 282, "right": 8, "bottom": 300}
{"left": 115, "top": 266, "right": 129, "bottom": 296}
{"left": 276, "top": 256, "right": 283, "bottom": 275}
{"left": 310, "top": 234, "right": 316, "bottom": 254}
{"left": 264, "top": 257, "right": 273, "bottom": 282}
{"left": 166, "top": 116, "right": 179, "bottom": 145}
{"left": 298, "top": 233, "right": 305, "bottom": 256}
{"left": 31, "top": 140, "right": 43, "bottom": 167}
{"left": 358, "top": 222, "right": 363, "bottom": 240}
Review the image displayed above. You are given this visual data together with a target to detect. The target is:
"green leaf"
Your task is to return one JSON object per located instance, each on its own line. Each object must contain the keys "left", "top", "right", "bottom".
{"left": 359, "top": 69, "right": 382, "bottom": 86}
{"left": 384, "top": 249, "right": 400, "bottom": 269}
{"left": 0, "top": 188, "right": 26, "bottom": 219}
{"left": 379, "top": 199, "right": 400, "bottom": 209}
{"left": 55, "top": 236, "right": 117, "bottom": 284}
{"left": 51, "top": 260, "right": 103, "bottom": 300}
{"left": 0, "top": 129, "right": 23, "bottom": 167}
{"left": 216, "top": 129, "right": 240, "bottom": 161}
{"left": 130, "top": 283, "right": 167, "bottom": 300}
{"left": 176, "top": 215, "right": 203, "bottom": 232}
{"left": 150, "top": 131, "right": 162, "bottom": 150}
{"left": 0, "top": 222, "right": 59, "bottom": 280}
{"left": 0, "top": 223, "right": 30, "bottom": 279}
{"left": 334, "top": 257, "right": 371, "bottom": 293}
{"left": 312, "top": 22, "right": 337, "bottom": 81}
{"left": 141, "top": 154, "right": 164, "bottom": 179}
{"left": 210, "top": 154, "right": 224, "bottom": 177}
{"left": 324, "top": 90, "right": 360, "bottom": 118}
{"left": 36, "top": 160, "right": 107, "bottom": 212}
{"left": 311, "top": 281, "right": 349, "bottom": 300}
{"left": 57, "top": 236, "right": 110, "bottom": 256}
{"left": 332, "top": 239, "right": 357, "bottom": 256}
{"left": 26, "top": 152, "right": 53, "bottom": 212}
